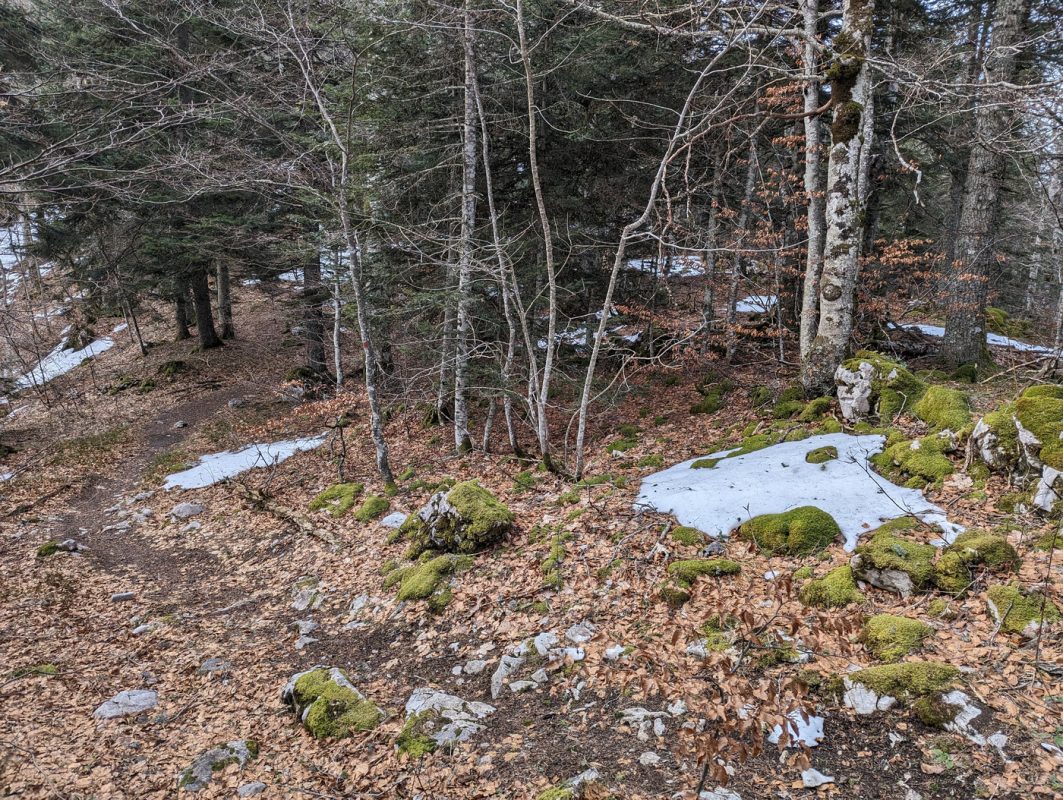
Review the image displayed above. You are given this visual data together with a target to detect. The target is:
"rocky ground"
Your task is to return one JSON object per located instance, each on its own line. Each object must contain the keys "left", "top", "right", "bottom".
{"left": 1, "top": 294, "right": 1062, "bottom": 799}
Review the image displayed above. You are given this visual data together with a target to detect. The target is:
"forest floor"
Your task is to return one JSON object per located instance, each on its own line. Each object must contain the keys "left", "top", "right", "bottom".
{"left": 1, "top": 289, "right": 1062, "bottom": 800}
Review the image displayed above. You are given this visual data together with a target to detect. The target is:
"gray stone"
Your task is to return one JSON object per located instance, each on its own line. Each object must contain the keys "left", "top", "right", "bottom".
{"left": 842, "top": 677, "right": 896, "bottom": 715}
{"left": 604, "top": 644, "right": 627, "bottom": 661}
{"left": 835, "top": 360, "right": 875, "bottom": 422}
{"left": 403, "top": 688, "right": 495, "bottom": 749}
{"left": 56, "top": 539, "right": 85, "bottom": 552}
{"left": 196, "top": 657, "right": 232, "bottom": 675}
{"left": 700, "top": 540, "right": 727, "bottom": 557}
{"left": 173, "top": 420, "right": 188, "bottom": 429}
{"left": 291, "top": 576, "right": 323, "bottom": 612}
{"left": 530, "top": 669, "right": 549, "bottom": 684}
{"left": 93, "top": 689, "right": 157, "bottom": 719}
{"left": 699, "top": 790, "right": 742, "bottom": 800}
{"left": 508, "top": 680, "right": 537, "bottom": 693}
{"left": 801, "top": 768, "right": 834, "bottom": 788}
{"left": 227, "top": 397, "right": 246, "bottom": 409}
{"left": 170, "top": 502, "right": 204, "bottom": 520}
{"left": 176, "top": 740, "right": 256, "bottom": 791}
{"left": 237, "top": 783, "right": 267, "bottom": 797}
{"left": 565, "top": 621, "right": 596, "bottom": 645}
{"left": 849, "top": 554, "right": 915, "bottom": 598}
{"left": 463, "top": 659, "right": 488, "bottom": 675}
{"left": 111, "top": 591, "right": 136, "bottom": 602}
{"left": 490, "top": 654, "right": 524, "bottom": 699}
{"left": 638, "top": 751, "right": 661, "bottom": 766}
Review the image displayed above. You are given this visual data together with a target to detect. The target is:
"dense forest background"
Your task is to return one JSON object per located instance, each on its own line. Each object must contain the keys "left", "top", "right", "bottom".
{"left": 2, "top": 0, "right": 1062, "bottom": 477}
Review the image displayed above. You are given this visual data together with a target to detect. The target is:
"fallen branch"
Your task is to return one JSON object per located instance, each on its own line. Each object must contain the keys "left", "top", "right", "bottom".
{"left": 236, "top": 484, "right": 340, "bottom": 548}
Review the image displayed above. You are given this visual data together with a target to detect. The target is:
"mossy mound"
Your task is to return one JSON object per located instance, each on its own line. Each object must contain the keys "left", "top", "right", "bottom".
{"left": 792, "top": 565, "right": 814, "bottom": 580}
{"left": 309, "top": 482, "right": 364, "bottom": 517}
{"left": 661, "top": 558, "right": 740, "bottom": 605}
{"left": 541, "top": 532, "right": 572, "bottom": 590}
{"left": 861, "top": 614, "right": 933, "bottom": 662}
{"left": 933, "top": 531, "right": 1019, "bottom": 595}
{"left": 671, "top": 525, "right": 704, "bottom": 546}
{"left": 852, "top": 523, "right": 937, "bottom": 593}
{"left": 805, "top": 446, "right": 838, "bottom": 464}
{"left": 396, "top": 712, "right": 439, "bottom": 757}
{"left": 842, "top": 351, "right": 928, "bottom": 421}
{"left": 288, "top": 668, "right": 382, "bottom": 739}
{"left": 1014, "top": 385, "right": 1063, "bottom": 470}
{"left": 912, "top": 693, "right": 962, "bottom": 728}
{"left": 157, "top": 359, "right": 188, "bottom": 378}
{"left": 383, "top": 554, "right": 473, "bottom": 607}
{"left": 913, "top": 386, "right": 971, "bottom": 433}
{"left": 36, "top": 541, "right": 61, "bottom": 558}
{"left": 638, "top": 454, "right": 664, "bottom": 468}
{"left": 974, "top": 402, "right": 1020, "bottom": 468}
{"left": 871, "top": 433, "right": 955, "bottom": 488}
{"left": 986, "top": 582, "right": 1060, "bottom": 637}
{"left": 397, "top": 481, "right": 513, "bottom": 557}
{"left": 798, "top": 397, "right": 833, "bottom": 421}
{"left": 847, "top": 662, "right": 959, "bottom": 699}
{"left": 691, "top": 376, "right": 735, "bottom": 415}
{"left": 353, "top": 494, "right": 390, "bottom": 522}
{"left": 535, "top": 788, "right": 575, "bottom": 800}
{"left": 986, "top": 306, "right": 1032, "bottom": 339}
{"left": 737, "top": 506, "right": 840, "bottom": 555}
{"left": 691, "top": 457, "right": 720, "bottom": 469}
{"left": 799, "top": 565, "right": 864, "bottom": 608}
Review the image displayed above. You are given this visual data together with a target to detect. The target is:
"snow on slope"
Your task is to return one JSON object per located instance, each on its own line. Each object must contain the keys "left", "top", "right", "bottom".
{"left": 163, "top": 435, "right": 328, "bottom": 490}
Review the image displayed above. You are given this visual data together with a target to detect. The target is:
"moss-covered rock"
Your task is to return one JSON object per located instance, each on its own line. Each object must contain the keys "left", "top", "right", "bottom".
{"left": 798, "top": 397, "right": 834, "bottom": 421}
{"left": 933, "top": 531, "right": 1019, "bottom": 595}
{"left": 383, "top": 554, "right": 472, "bottom": 605}
{"left": 847, "top": 662, "right": 959, "bottom": 699}
{"left": 353, "top": 495, "right": 389, "bottom": 522}
{"left": 970, "top": 402, "right": 1020, "bottom": 470}
{"left": 805, "top": 446, "right": 838, "bottom": 464}
{"left": 396, "top": 712, "right": 439, "bottom": 757}
{"left": 798, "top": 565, "right": 864, "bottom": 608}
{"left": 837, "top": 351, "right": 927, "bottom": 423}
{"left": 851, "top": 521, "right": 937, "bottom": 596}
{"left": 737, "top": 506, "right": 840, "bottom": 555}
{"left": 670, "top": 525, "right": 704, "bottom": 546}
{"left": 667, "top": 558, "right": 741, "bottom": 582}
{"left": 1014, "top": 385, "right": 1063, "bottom": 471}
{"left": 861, "top": 614, "right": 933, "bottom": 662}
{"left": 986, "top": 582, "right": 1060, "bottom": 637}
{"left": 912, "top": 693, "right": 962, "bottom": 728}
{"left": 397, "top": 481, "right": 513, "bottom": 557}
{"left": 871, "top": 433, "right": 956, "bottom": 488}
{"left": 176, "top": 740, "right": 258, "bottom": 791}
{"left": 309, "top": 482, "right": 365, "bottom": 517}
{"left": 913, "top": 385, "right": 971, "bottom": 433}
{"left": 283, "top": 667, "right": 382, "bottom": 739}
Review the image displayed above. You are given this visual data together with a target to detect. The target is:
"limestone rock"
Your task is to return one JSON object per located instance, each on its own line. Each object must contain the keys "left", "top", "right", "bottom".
{"left": 177, "top": 740, "right": 257, "bottom": 791}
{"left": 403, "top": 687, "right": 496, "bottom": 749}
{"left": 170, "top": 502, "right": 204, "bottom": 520}
{"left": 835, "top": 360, "right": 875, "bottom": 422}
{"left": 93, "top": 689, "right": 158, "bottom": 719}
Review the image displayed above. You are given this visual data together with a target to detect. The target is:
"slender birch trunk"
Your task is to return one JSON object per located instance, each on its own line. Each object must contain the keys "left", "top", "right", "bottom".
{"left": 700, "top": 156, "right": 725, "bottom": 349}
{"left": 725, "top": 136, "right": 759, "bottom": 364}
{"left": 800, "top": 0, "right": 876, "bottom": 394}
{"left": 798, "top": 0, "right": 826, "bottom": 360}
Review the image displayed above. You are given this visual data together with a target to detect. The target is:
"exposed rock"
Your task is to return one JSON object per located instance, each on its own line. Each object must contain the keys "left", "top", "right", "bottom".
{"left": 111, "top": 591, "right": 136, "bottom": 602}
{"left": 170, "top": 502, "right": 205, "bottom": 520}
{"left": 801, "top": 768, "right": 835, "bottom": 788}
{"left": 619, "top": 707, "right": 669, "bottom": 741}
{"left": 842, "top": 678, "right": 896, "bottom": 715}
{"left": 93, "top": 689, "right": 158, "bottom": 719}
{"left": 177, "top": 740, "right": 257, "bottom": 791}
{"left": 835, "top": 360, "right": 875, "bottom": 422}
{"left": 396, "top": 481, "right": 513, "bottom": 557}
{"left": 463, "top": 659, "right": 488, "bottom": 675}
{"left": 237, "top": 783, "right": 267, "bottom": 797}
{"left": 565, "top": 621, "right": 596, "bottom": 645}
{"left": 939, "top": 690, "right": 1007, "bottom": 753}
{"left": 530, "top": 668, "right": 549, "bottom": 684}
{"left": 401, "top": 687, "right": 496, "bottom": 751}
{"left": 604, "top": 644, "right": 627, "bottom": 661}
{"left": 638, "top": 751, "right": 661, "bottom": 766}
{"left": 379, "top": 511, "right": 408, "bottom": 528}
{"left": 698, "top": 790, "right": 742, "bottom": 800}
{"left": 291, "top": 576, "right": 323, "bottom": 612}
{"left": 490, "top": 654, "right": 525, "bottom": 699}
{"left": 293, "top": 619, "right": 319, "bottom": 650}
{"left": 196, "top": 657, "right": 231, "bottom": 675}
{"left": 281, "top": 666, "right": 381, "bottom": 738}
{"left": 509, "top": 680, "right": 537, "bottom": 693}
{"left": 767, "top": 711, "right": 824, "bottom": 748}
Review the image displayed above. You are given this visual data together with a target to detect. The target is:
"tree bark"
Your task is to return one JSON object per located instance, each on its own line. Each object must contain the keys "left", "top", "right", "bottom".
{"left": 189, "top": 268, "right": 222, "bottom": 349}
{"left": 303, "top": 250, "right": 328, "bottom": 376}
{"left": 941, "top": 0, "right": 1032, "bottom": 367}
{"left": 725, "top": 135, "right": 759, "bottom": 364}
{"left": 801, "top": 0, "right": 876, "bottom": 394}
{"left": 174, "top": 278, "right": 192, "bottom": 341}
{"left": 217, "top": 261, "right": 234, "bottom": 339}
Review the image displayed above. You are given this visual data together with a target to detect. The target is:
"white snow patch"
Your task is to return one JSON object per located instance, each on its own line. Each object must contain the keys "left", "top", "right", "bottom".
{"left": 163, "top": 435, "right": 328, "bottom": 490}
{"left": 768, "top": 710, "right": 824, "bottom": 748}
{"left": 736, "top": 295, "right": 777, "bottom": 314}
{"left": 15, "top": 337, "right": 114, "bottom": 390}
{"left": 112, "top": 322, "right": 128, "bottom": 333}
{"left": 636, "top": 433, "right": 962, "bottom": 550}
{"left": 625, "top": 255, "right": 704, "bottom": 277}
{"left": 901, "top": 322, "right": 1059, "bottom": 356}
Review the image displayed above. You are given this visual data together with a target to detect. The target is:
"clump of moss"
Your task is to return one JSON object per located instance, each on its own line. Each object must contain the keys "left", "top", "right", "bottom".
{"left": 671, "top": 525, "right": 704, "bottom": 546}
{"left": 661, "top": 558, "right": 740, "bottom": 605}
{"left": 986, "top": 582, "right": 1060, "bottom": 636}
{"left": 951, "top": 363, "right": 978, "bottom": 383}
{"left": 541, "top": 532, "right": 572, "bottom": 590}
{"left": 557, "top": 489, "right": 580, "bottom": 506}
{"left": 853, "top": 523, "right": 937, "bottom": 590}
{"left": 398, "top": 481, "right": 513, "bottom": 556}
{"left": 926, "top": 598, "right": 956, "bottom": 619}
{"left": 986, "top": 306, "right": 1032, "bottom": 339}
{"left": 1034, "top": 530, "right": 1061, "bottom": 551}
{"left": 9, "top": 663, "right": 59, "bottom": 679}
{"left": 799, "top": 565, "right": 864, "bottom": 607}
{"left": 805, "top": 446, "right": 838, "bottom": 464}
{"left": 691, "top": 457, "right": 720, "bottom": 469}
{"left": 575, "top": 473, "right": 612, "bottom": 488}
{"left": 798, "top": 397, "right": 833, "bottom": 421}
{"left": 773, "top": 399, "right": 805, "bottom": 419}
{"left": 792, "top": 565, "right": 814, "bottom": 580}
{"left": 513, "top": 471, "right": 537, "bottom": 493}
{"left": 847, "top": 662, "right": 959, "bottom": 699}
{"left": 871, "top": 433, "right": 955, "bottom": 488}
{"left": 738, "top": 506, "right": 840, "bottom": 555}
{"left": 157, "top": 359, "right": 188, "bottom": 378}
{"left": 1014, "top": 385, "right": 1063, "bottom": 470}
{"left": 691, "top": 376, "right": 735, "bottom": 415}
{"left": 861, "top": 614, "right": 933, "bottom": 662}
{"left": 396, "top": 712, "right": 438, "bottom": 757}
{"left": 384, "top": 554, "right": 472, "bottom": 606}
{"left": 638, "top": 454, "right": 664, "bottom": 468}
{"left": 354, "top": 494, "right": 390, "bottom": 522}
{"left": 913, "top": 386, "right": 972, "bottom": 433}
{"left": 309, "top": 483, "right": 365, "bottom": 517}
{"left": 36, "top": 541, "right": 61, "bottom": 558}
{"left": 912, "top": 693, "right": 962, "bottom": 728}
{"left": 842, "top": 351, "right": 928, "bottom": 421}
{"left": 536, "top": 788, "right": 575, "bottom": 800}
{"left": 292, "top": 668, "right": 382, "bottom": 738}
{"left": 750, "top": 385, "right": 773, "bottom": 407}
{"left": 933, "top": 531, "right": 1019, "bottom": 595}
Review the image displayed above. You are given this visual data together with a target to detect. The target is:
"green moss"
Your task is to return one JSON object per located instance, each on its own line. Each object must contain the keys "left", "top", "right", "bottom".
{"left": 854, "top": 525, "right": 937, "bottom": 589}
{"left": 397, "top": 466, "right": 416, "bottom": 482}
{"left": 738, "top": 506, "right": 840, "bottom": 555}
{"left": 773, "top": 400, "right": 805, "bottom": 419}
{"left": 36, "top": 541, "right": 61, "bottom": 558}
{"left": 820, "top": 417, "right": 844, "bottom": 434}
{"left": 691, "top": 457, "right": 721, "bottom": 469}
{"left": 792, "top": 566, "right": 814, "bottom": 580}
{"left": 933, "top": 531, "right": 1019, "bottom": 595}
{"left": 353, "top": 495, "right": 389, "bottom": 522}
{"left": 557, "top": 489, "right": 580, "bottom": 506}
{"left": 1034, "top": 530, "right": 1061, "bottom": 551}
{"left": 396, "top": 712, "right": 438, "bottom": 757}
{"left": 986, "top": 306, "right": 1033, "bottom": 339}
{"left": 951, "top": 363, "right": 978, "bottom": 383}
{"left": 913, "top": 386, "right": 972, "bottom": 433}
{"left": 691, "top": 377, "right": 735, "bottom": 415}
{"left": 667, "top": 558, "right": 741, "bottom": 583}
{"left": 658, "top": 583, "right": 691, "bottom": 606}
{"left": 536, "top": 788, "right": 575, "bottom": 800}
{"left": 798, "top": 397, "right": 833, "bottom": 421}
{"left": 293, "top": 669, "right": 382, "bottom": 738}
{"left": 848, "top": 662, "right": 959, "bottom": 698}
{"left": 862, "top": 614, "right": 933, "bottom": 662}
{"left": 913, "top": 693, "right": 962, "bottom": 728}
{"left": 309, "top": 483, "right": 365, "bottom": 517}
{"left": 842, "top": 351, "right": 928, "bottom": 421}
{"left": 606, "top": 436, "right": 638, "bottom": 453}
{"left": 805, "top": 446, "right": 838, "bottom": 464}
{"left": 400, "top": 481, "right": 513, "bottom": 556}
{"left": 799, "top": 565, "right": 864, "bottom": 608}
{"left": 691, "top": 394, "right": 726, "bottom": 415}
{"left": 986, "top": 582, "right": 1060, "bottom": 635}
{"left": 575, "top": 473, "right": 612, "bottom": 488}
{"left": 541, "top": 532, "right": 572, "bottom": 590}
{"left": 380, "top": 558, "right": 398, "bottom": 576}
{"left": 157, "top": 359, "right": 188, "bottom": 378}
{"left": 385, "top": 554, "right": 472, "bottom": 605}
{"left": 671, "top": 526, "right": 704, "bottom": 546}
{"left": 638, "top": 454, "right": 664, "bottom": 468}
{"left": 1015, "top": 386, "right": 1063, "bottom": 470}
{"left": 513, "top": 471, "right": 537, "bottom": 492}
{"left": 872, "top": 434, "right": 955, "bottom": 486}
{"left": 10, "top": 663, "right": 59, "bottom": 679}
{"left": 750, "top": 385, "right": 773, "bottom": 407}
{"left": 927, "top": 598, "right": 956, "bottom": 619}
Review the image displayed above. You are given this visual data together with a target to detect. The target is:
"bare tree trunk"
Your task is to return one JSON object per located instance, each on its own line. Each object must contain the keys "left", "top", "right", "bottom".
{"left": 217, "top": 261, "right": 234, "bottom": 339}
{"left": 452, "top": 0, "right": 478, "bottom": 453}
{"left": 725, "top": 135, "right": 759, "bottom": 364}
{"left": 174, "top": 281, "right": 192, "bottom": 341}
{"left": 942, "top": 0, "right": 1032, "bottom": 367}
{"left": 800, "top": 0, "right": 876, "bottom": 394}
{"left": 516, "top": 0, "right": 558, "bottom": 469}
{"left": 798, "top": 0, "right": 826, "bottom": 360}
{"left": 332, "top": 269, "right": 343, "bottom": 387}
{"left": 304, "top": 250, "right": 328, "bottom": 376}
{"left": 700, "top": 155, "right": 725, "bottom": 348}
{"left": 189, "top": 268, "right": 222, "bottom": 349}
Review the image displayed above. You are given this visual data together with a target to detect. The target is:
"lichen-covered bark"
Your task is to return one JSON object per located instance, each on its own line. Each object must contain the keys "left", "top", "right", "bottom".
{"left": 941, "top": 0, "right": 1032, "bottom": 367}
{"left": 801, "top": 0, "right": 876, "bottom": 393}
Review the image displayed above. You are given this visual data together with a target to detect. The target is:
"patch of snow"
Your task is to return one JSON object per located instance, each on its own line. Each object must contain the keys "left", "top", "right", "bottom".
{"left": 801, "top": 768, "right": 835, "bottom": 788}
{"left": 163, "top": 435, "right": 328, "bottom": 490}
{"left": 625, "top": 254, "right": 704, "bottom": 277}
{"left": 768, "top": 710, "right": 824, "bottom": 748}
{"left": 112, "top": 322, "right": 128, "bottom": 333}
{"left": 15, "top": 337, "right": 114, "bottom": 390}
{"left": 901, "top": 322, "right": 1059, "bottom": 356}
{"left": 636, "top": 433, "right": 962, "bottom": 550}
{"left": 0, "top": 472, "right": 13, "bottom": 482}
{"left": 735, "top": 295, "right": 777, "bottom": 314}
